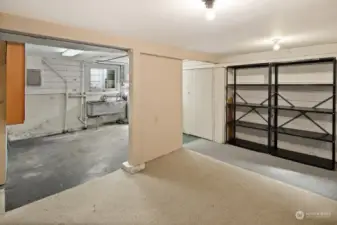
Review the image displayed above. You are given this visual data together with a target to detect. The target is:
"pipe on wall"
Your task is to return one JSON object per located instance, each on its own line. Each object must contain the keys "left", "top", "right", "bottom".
{"left": 79, "top": 62, "right": 88, "bottom": 128}
{"left": 41, "top": 59, "right": 69, "bottom": 132}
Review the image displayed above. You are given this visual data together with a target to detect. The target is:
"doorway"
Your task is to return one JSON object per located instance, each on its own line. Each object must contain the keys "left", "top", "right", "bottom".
{"left": 1, "top": 32, "right": 130, "bottom": 211}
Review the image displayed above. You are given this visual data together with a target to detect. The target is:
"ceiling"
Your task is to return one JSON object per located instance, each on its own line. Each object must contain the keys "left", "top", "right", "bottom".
{"left": 26, "top": 44, "right": 128, "bottom": 64}
{"left": 1, "top": 0, "right": 337, "bottom": 54}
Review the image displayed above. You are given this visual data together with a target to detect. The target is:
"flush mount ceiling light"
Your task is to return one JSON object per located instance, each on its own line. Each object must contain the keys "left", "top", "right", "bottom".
{"left": 62, "top": 49, "right": 84, "bottom": 57}
{"left": 272, "top": 39, "right": 281, "bottom": 51}
{"left": 203, "top": 0, "right": 216, "bottom": 21}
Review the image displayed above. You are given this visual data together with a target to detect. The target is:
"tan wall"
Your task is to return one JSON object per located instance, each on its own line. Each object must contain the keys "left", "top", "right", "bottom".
{"left": 0, "top": 42, "right": 6, "bottom": 184}
{"left": 0, "top": 13, "right": 193, "bottom": 167}
{"left": 0, "top": 13, "right": 218, "bottom": 63}
{"left": 129, "top": 52, "right": 183, "bottom": 165}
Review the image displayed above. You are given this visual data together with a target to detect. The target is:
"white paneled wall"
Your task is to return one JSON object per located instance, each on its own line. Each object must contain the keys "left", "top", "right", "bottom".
{"left": 213, "top": 68, "right": 225, "bottom": 143}
{"left": 8, "top": 56, "right": 128, "bottom": 140}
{"left": 27, "top": 56, "right": 81, "bottom": 94}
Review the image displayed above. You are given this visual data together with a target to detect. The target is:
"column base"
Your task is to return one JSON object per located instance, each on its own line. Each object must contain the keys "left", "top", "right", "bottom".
{"left": 122, "top": 161, "right": 145, "bottom": 174}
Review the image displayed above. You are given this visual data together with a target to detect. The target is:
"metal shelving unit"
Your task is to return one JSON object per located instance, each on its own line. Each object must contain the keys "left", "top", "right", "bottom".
{"left": 226, "top": 57, "right": 336, "bottom": 170}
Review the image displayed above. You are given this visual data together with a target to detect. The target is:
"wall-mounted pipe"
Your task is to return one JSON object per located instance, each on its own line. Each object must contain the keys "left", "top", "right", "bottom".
{"left": 79, "top": 62, "right": 88, "bottom": 128}
{"left": 42, "top": 59, "right": 69, "bottom": 132}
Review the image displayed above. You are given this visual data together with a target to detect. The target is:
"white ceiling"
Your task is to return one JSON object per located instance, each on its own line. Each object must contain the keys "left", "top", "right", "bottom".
{"left": 1, "top": 0, "right": 337, "bottom": 54}
{"left": 26, "top": 44, "right": 128, "bottom": 63}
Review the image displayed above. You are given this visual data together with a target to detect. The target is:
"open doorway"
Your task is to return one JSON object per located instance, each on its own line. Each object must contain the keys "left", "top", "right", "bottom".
{"left": 1, "top": 33, "right": 130, "bottom": 211}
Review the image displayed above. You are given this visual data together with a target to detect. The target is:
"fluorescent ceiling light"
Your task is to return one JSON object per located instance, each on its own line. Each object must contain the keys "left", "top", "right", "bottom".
{"left": 62, "top": 49, "right": 84, "bottom": 57}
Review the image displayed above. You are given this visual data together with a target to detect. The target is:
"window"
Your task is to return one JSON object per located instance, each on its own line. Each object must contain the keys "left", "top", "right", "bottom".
{"left": 89, "top": 67, "right": 118, "bottom": 91}
{"left": 105, "top": 69, "right": 116, "bottom": 89}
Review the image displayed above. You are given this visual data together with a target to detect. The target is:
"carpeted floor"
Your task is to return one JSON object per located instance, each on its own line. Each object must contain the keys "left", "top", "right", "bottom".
{"left": 1, "top": 149, "right": 336, "bottom": 225}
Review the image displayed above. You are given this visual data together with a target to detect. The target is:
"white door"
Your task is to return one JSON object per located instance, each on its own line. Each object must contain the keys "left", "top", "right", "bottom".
{"left": 194, "top": 69, "right": 213, "bottom": 140}
{"left": 182, "top": 70, "right": 195, "bottom": 134}
{"left": 183, "top": 68, "right": 213, "bottom": 140}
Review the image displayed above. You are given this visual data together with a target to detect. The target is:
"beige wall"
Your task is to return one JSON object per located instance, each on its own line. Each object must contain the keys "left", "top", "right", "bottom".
{"left": 0, "top": 13, "right": 218, "bottom": 63}
{"left": 129, "top": 52, "right": 182, "bottom": 165}
{"left": 0, "top": 42, "right": 6, "bottom": 184}
{"left": 0, "top": 13, "right": 198, "bottom": 167}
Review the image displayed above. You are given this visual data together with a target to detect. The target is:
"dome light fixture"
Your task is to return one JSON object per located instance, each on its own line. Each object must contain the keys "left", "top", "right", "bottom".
{"left": 203, "top": 0, "right": 216, "bottom": 21}
{"left": 273, "top": 39, "right": 281, "bottom": 51}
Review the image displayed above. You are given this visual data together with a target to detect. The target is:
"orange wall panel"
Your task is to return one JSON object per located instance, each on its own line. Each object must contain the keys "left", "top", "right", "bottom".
{"left": 6, "top": 43, "right": 25, "bottom": 125}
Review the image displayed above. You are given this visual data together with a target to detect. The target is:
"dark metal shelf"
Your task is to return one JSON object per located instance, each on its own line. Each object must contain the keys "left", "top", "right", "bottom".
{"left": 275, "top": 105, "right": 333, "bottom": 114}
{"left": 227, "top": 138, "right": 269, "bottom": 154}
{"left": 277, "top": 148, "right": 334, "bottom": 170}
{"left": 277, "top": 127, "right": 333, "bottom": 142}
{"left": 226, "top": 57, "right": 335, "bottom": 69}
{"left": 234, "top": 102, "right": 269, "bottom": 109}
{"left": 227, "top": 139, "right": 334, "bottom": 170}
{"left": 225, "top": 57, "right": 336, "bottom": 170}
{"left": 227, "top": 83, "right": 333, "bottom": 87}
{"left": 227, "top": 84, "right": 268, "bottom": 87}
{"left": 227, "top": 63, "right": 270, "bottom": 70}
{"left": 233, "top": 121, "right": 268, "bottom": 131}
{"left": 278, "top": 84, "right": 333, "bottom": 87}
{"left": 231, "top": 121, "right": 332, "bottom": 142}
{"left": 229, "top": 102, "right": 332, "bottom": 114}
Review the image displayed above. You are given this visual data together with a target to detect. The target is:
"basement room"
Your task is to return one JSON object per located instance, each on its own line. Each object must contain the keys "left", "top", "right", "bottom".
{"left": 1, "top": 0, "right": 337, "bottom": 224}
{"left": 3, "top": 34, "right": 130, "bottom": 211}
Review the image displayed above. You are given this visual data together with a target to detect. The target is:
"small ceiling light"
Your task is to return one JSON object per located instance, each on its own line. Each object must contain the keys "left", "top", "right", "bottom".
{"left": 203, "top": 0, "right": 216, "bottom": 21}
{"left": 273, "top": 39, "right": 281, "bottom": 51}
{"left": 62, "top": 49, "right": 84, "bottom": 57}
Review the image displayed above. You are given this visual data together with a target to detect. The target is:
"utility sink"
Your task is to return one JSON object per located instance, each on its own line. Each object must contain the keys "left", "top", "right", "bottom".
{"left": 87, "top": 100, "right": 127, "bottom": 117}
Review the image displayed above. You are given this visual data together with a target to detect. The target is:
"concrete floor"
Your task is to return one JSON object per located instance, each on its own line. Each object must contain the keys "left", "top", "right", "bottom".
{"left": 185, "top": 139, "right": 337, "bottom": 201}
{"left": 182, "top": 133, "right": 200, "bottom": 144}
{"left": 1, "top": 149, "right": 336, "bottom": 225}
{"left": 6, "top": 128, "right": 199, "bottom": 211}
{"left": 6, "top": 124, "right": 129, "bottom": 211}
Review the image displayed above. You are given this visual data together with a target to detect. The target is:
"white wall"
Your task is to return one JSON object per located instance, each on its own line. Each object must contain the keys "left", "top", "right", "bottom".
{"left": 220, "top": 43, "right": 337, "bottom": 161}
{"left": 220, "top": 43, "right": 337, "bottom": 65}
{"left": 8, "top": 56, "right": 128, "bottom": 141}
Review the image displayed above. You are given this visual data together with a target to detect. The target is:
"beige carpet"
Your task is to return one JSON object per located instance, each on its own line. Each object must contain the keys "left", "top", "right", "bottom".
{"left": 1, "top": 149, "right": 336, "bottom": 225}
